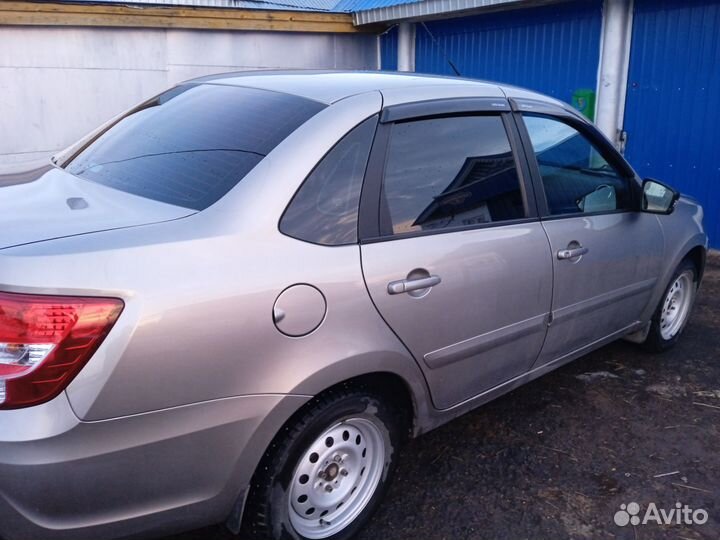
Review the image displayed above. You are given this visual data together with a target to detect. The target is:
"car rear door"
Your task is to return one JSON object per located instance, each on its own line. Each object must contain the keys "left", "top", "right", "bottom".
{"left": 511, "top": 100, "right": 664, "bottom": 368}
{"left": 359, "top": 99, "right": 553, "bottom": 410}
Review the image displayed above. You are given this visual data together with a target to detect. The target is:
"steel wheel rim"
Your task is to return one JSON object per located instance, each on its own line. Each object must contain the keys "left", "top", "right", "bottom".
{"left": 288, "top": 417, "right": 385, "bottom": 539}
{"left": 660, "top": 270, "right": 694, "bottom": 340}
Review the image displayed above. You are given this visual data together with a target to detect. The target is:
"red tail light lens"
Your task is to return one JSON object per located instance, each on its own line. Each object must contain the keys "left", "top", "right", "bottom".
{"left": 0, "top": 291, "right": 123, "bottom": 409}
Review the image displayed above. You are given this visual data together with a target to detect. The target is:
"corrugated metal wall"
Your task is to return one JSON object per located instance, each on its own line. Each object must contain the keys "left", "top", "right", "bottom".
{"left": 413, "top": 0, "right": 602, "bottom": 103}
{"left": 623, "top": 0, "right": 720, "bottom": 248}
{"left": 337, "top": 0, "right": 425, "bottom": 10}
{"left": 380, "top": 24, "right": 398, "bottom": 70}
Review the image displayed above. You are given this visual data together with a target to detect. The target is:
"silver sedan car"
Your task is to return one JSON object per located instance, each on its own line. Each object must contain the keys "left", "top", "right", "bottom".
{"left": 0, "top": 71, "right": 707, "bottom": 540}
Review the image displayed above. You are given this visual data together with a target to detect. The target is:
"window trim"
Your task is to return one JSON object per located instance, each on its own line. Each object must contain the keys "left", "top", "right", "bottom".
{"left": 358, "top": 106, "right": 538, "bottom": 244}
{"left": 380, "top": 97, "right": 511, "bottom": 123}
{"left": 511, "top": 99, "right": 642, "bottom": 219}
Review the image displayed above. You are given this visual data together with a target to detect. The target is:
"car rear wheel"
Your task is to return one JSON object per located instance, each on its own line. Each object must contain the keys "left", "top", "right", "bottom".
{"left": 243, "top": 387, "right": 403, "bottom": 540}
{"left": 643, "top": 259, "right": 698, "bottom": 352}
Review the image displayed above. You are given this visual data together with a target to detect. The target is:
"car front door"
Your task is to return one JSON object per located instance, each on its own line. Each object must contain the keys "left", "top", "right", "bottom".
{"left": 359, "top": 101, "right": 553, "bottom": 410}
{"left": 514, "top": 104, "right": 664, "bottom": 367}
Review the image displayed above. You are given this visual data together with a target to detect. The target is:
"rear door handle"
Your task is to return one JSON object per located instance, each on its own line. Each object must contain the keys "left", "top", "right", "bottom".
{"left": 387, "top": 275, "right": 441, "bottom": 295}
{"left": 557, "top": 246, "right": 589, "bottom": 260}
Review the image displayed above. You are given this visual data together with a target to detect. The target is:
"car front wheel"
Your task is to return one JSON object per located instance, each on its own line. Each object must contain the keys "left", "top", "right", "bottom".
{"left": 644, "top": 258, "right": 698, "bottom": 352}
{"left": 243, "top": 387, "right": 403, "bottom": 540}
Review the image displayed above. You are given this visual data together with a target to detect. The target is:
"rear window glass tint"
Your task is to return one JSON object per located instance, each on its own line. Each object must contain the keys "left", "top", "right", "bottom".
{"left": 64, "top": 84, "right": 325, "bottom": 210}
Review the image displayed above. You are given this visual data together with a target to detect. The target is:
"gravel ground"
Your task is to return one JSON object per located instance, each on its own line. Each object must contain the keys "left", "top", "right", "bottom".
{"left": 169, "top": 253, "right": 719, "bottom": 540}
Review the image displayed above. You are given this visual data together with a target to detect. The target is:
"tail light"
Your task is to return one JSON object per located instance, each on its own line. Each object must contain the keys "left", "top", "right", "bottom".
{"left": 0, "top": 291, "right": 123, "bottom": 409}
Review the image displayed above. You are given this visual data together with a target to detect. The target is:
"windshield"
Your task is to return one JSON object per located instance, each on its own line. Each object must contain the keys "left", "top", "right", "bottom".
{"left": 63, "top": 84, "right": 325, "bottom": 210}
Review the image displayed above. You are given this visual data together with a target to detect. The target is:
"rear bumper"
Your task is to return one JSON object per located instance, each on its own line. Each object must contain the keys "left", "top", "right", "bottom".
{"left": 0, "top": 392, "right": 309, "bottom": 540}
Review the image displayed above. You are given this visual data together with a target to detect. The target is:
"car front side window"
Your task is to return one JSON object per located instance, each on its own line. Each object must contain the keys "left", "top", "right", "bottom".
{"left": 522, "top": 115, "right": 632, "bottom": 216}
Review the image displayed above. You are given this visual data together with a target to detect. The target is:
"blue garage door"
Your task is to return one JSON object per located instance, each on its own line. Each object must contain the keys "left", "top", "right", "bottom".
{"left": 413, "top": 0, "right": 602, "bottom": 104}
{"left": 624, "top": 0, "right": 720, "bottom": 248}
{"left": 380, "top": 25, "right": 399, "bottom": 70}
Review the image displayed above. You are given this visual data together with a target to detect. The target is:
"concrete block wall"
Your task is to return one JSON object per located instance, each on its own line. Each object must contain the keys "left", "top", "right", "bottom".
{"left": 0, "top": 26, "right": 378, "bottom": 166}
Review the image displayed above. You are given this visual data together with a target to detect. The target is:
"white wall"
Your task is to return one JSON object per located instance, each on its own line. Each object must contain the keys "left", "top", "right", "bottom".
{"left": 0, "top": 26, "right": 377, "bottom": 166}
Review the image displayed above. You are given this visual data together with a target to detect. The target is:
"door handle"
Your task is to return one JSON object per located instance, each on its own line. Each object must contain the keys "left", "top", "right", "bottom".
{"left": 557, "top": 246, "right": 589, "bottom": 260}
{"left": 387, "top": 275, "right": 441, "bottom": 295}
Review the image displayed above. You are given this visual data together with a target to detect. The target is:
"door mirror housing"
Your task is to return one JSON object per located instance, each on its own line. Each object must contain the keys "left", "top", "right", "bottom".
{"left": 641, "top": 178, "right": 679, "bottom": 214}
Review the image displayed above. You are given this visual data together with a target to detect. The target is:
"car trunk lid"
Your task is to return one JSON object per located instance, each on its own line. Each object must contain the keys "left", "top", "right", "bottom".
{"left": 0, "top": 166, "right": 195, "bottom": 250}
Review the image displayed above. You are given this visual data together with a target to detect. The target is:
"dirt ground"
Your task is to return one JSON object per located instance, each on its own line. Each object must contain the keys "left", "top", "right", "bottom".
{"left": 170, "top": 253, "right": 720, "bottom": 540}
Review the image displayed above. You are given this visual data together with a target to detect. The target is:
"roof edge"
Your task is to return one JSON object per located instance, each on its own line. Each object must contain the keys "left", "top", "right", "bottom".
{"left": 352, "top": 0, "right": 565, "bottom": 25}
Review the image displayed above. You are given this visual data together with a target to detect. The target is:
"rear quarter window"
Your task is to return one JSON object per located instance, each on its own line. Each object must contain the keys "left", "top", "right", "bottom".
{"left": 280, "top": 116, "right": 377, "bottom": 246}
{"left": 63, "top": 84, "right": 326, "bottom": 210}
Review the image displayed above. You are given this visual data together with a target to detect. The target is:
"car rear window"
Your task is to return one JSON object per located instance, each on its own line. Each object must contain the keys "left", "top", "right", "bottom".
{"left": 63, "top": 84, "right": 326, "bottom": 210}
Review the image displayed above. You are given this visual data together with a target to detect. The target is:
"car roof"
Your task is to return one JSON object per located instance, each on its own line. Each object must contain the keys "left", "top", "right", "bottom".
{"left": 187, "top": 70, "right": 564, "bottom": 107}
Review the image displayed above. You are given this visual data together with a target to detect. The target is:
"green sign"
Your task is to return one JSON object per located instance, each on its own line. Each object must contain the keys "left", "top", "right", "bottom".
{"left": 572, "top": 89, "right": 596, "bottom": 121}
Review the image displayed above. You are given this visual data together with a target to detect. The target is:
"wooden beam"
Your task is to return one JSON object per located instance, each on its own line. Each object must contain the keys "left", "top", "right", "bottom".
{"left": 0, "top": 1, "right": 377, "bottom": 33}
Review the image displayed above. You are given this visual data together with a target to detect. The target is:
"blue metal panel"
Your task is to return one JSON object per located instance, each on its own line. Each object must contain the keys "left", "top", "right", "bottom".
{"left": 380, "top": 25, "right": 399, "bottom": 70}
{"left": 413, "top": 0, "right": 602, "bottom": 103}
{"left": 624, "top": 0, "right": 720, "bottom": 248}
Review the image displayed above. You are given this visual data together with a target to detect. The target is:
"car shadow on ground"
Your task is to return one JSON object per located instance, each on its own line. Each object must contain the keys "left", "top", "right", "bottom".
{"left": 169, "top": 254, "right": 720, "bottom": 540}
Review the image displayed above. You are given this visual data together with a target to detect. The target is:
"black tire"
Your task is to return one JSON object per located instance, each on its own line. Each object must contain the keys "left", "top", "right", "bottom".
{"left": 643, "top": 258, "right": 698, "bottom": 353}
{"left": 242, "top": 386, "right": 404, "bottom": 540}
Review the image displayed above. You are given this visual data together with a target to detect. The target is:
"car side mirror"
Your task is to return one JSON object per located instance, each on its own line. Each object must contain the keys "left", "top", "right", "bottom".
{"left": 642, "top": 178, "right": 679, "bottom": 214}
